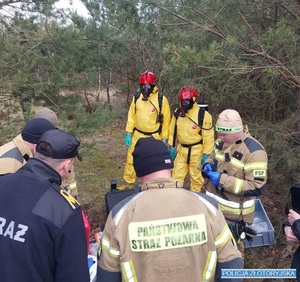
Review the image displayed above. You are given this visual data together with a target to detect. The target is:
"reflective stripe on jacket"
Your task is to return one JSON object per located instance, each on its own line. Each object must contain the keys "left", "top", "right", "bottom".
{"left": 98, "top": 178, "right": 242, "bottom": 282}
{"left": 204, "top": 127, "right": 268, "bottom": 223}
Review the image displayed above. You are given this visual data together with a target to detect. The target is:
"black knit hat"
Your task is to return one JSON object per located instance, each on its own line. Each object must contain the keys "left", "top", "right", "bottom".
{"left": 132, "top": 137, "right": 173, "bottom": 177}
{"left": 36, "top": 129, "right": 82, "bottom": 161}
{"left": 21, "top": 118, "right": 56, "bottom": 144}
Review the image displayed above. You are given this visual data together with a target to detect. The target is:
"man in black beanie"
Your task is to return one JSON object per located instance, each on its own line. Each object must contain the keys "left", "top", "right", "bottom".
{"left": 0, "top": 118, "right": 55, "bottom": 175}
{"left": 97, "top": 137, "right": 243, "bottom": 282}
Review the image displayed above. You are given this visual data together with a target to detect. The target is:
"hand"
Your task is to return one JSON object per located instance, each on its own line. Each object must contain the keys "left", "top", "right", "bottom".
{"left": 200, "top": 154, "right": 209, "bottom": 166}
{"left": 288, "top": 209, "right": 300, "bottom": 225}
{"left": 125, "top": 133, "right": 132, "bottom": 146}
{"left": 202, "top": 163, "right": 213, "bottom": 178}
{"left": 169, "top": 147, "right": 176, "bottom": 160}
{"left": 229, "top": 221, "right": 245, "bottom": 240}
{"left": 243, "top": 224, "right": 257, "bottom": 241}
{"left": 284, "top": 226, "right": 300, "bottom": 243}
{"left": 229, "top": 221, "right": 257, "bottom": 241}
{"left": 207, "top": 171, "right": 221, "bottom": 186}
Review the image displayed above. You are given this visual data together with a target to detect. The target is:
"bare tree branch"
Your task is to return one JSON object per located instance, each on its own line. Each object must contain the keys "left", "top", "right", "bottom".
{"left": 155, "top": 3, "right": 300, "bottom": 89}
{"left": 155, "top": 4, "right": 226, "bottom": 39}
{"left": 237, "top": 10, "right": 300, "bottom": 88}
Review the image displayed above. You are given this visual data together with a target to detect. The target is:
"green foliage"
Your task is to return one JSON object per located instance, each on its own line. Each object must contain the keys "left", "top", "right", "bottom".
{"left": 57, "top": 94, "right": 126, "bottom": 136}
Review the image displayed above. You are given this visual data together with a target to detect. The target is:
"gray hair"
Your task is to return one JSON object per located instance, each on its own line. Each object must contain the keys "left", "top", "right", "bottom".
{"left": 34, "top": 151, "right": 66, "bottom": 169}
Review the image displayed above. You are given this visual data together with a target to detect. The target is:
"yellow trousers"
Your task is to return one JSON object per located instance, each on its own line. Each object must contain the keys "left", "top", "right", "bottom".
{"left": 172, "top": 144, "right": 204, "bottom": 192}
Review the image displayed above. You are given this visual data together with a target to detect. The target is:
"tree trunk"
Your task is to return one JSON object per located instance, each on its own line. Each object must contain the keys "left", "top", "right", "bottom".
{"left": 297, "top": 87, "right": 300, "bottom": 132}
{"left": 106, "top": 70, "right": 111, "bottom": 111}
{"left": 96, "top": 67, "right": 101, "bottom": 102}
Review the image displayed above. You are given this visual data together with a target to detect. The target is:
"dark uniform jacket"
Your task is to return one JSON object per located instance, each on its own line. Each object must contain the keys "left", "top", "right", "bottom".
{"left": 291, "top": 219, "right": 300, "bottom": 281}
{"left": 0, "top": 158, "right": 90, "bottom": 282}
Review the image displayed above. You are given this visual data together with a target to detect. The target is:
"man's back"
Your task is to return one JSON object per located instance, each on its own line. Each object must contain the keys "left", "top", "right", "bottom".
{"left": 0, "top": 118, "right": 56, "bottom": 175}
{"left": 99, "top": 180, "right": 242, "bottom": 282}
{"left": 0, "top": 158, "right": 89, "bottom": 282}
{"left": 0, "top": 135, "right": 30, "bottom": 174}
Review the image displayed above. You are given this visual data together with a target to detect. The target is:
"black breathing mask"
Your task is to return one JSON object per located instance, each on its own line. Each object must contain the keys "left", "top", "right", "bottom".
{"left": 180, "top": 99, "right": 193, "bottom": 113}
{"left": 140, "top": 84, "right": 154, "bottom": 100}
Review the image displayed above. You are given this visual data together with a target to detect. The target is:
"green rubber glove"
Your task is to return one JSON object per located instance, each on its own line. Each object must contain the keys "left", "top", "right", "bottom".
{"left": 169, "top": 147, "right": 176, "bottom": 160}
{"left": 201, "top": 154, "right": 209, "bottom": 166}
{"left": 125, "top": 133, "right": 132, "bottom": 146}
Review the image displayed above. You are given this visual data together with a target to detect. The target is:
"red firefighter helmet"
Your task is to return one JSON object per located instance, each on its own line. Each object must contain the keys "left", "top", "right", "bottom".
{"left": 139, "top": 70, "right": 156, "bottom": 84}
{"left": 178, "top": 86, "right": 199, "bottom": 100}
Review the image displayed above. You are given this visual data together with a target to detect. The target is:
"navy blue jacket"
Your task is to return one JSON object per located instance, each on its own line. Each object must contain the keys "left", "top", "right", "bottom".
{"left": 0, "top": 158, "right": 90, "bottom": 282}
{"left": 292, "top": 219, "right": 300, "bottom": 281}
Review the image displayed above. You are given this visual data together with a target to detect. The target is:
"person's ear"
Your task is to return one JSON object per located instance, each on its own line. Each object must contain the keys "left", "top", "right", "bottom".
{"left": 61, "top": 159, "right": 73, "bottom": 176}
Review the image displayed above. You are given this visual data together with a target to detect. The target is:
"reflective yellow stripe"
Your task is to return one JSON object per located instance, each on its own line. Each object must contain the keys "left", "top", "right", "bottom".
{"left": 215, "top": 225, "right": 232, "bottom": 248}
{"left": 69, "top": 181, "right": 77, "bottom": 190}
{"left": 102, "top": 235, "right": 120, "bottom": 258}
{"left": 244, "top": 162, "right": 268, "bottom": 172}
{"left": 220, "top": 204, "right": 255, "bottom": 216}
{"left": 215, "top": 151, "right": 244, "bottom": 169}
{"left": 215, "top": 150, "right": 224, "bottom": 161}
{"left": 229, "top": 158, "right": 244, "bottom": 169}
{"left": 202, "top": 251, "right": 217, "bottom": 282}
{"left": 206, "top": 191, "right": 255, "bottom": 215}
{"left": 215, "top": 151, "right": 268, "bottom": 174}
{"left": 121, "top": 261, "right": 138, "bottom": 282}
{"left": 233, "top": 178, "right": 243, "bottom": 194}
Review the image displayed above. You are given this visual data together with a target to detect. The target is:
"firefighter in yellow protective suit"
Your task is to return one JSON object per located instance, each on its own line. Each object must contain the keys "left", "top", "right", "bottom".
{"left": 202, "top": 109, "right": 268, "bottom": 253}
{"left": 168, "top": 86, "right": 214, "bottom": 192}
{"left": 119, "top": 70, "right": 171, "bottom": 189}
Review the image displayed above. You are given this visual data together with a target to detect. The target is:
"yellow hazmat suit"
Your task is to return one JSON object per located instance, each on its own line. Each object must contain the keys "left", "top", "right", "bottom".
{"left": 168, "top": 102, "right": 214, "bottom": 192}
{"left": 123, "top": 86, "right": 171, "bottom": 184}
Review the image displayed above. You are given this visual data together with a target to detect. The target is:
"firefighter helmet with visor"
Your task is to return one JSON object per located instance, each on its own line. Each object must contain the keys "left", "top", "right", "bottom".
{"left": 178, "top": 86, "right": 199, "bottom": 113}
{"left": 178, "top": 86, "right": 199, "bottom": 100}
{"left": 139, "top": 71, "right": 156, "bottom": 84}
{"left": 139, "top": 70, "right": 156, "bottom": 97}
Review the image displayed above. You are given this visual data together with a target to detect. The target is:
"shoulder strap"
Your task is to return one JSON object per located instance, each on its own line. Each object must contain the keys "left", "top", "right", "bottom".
{"left": 198, "top": 106, "right": 205, "bottom": 128}
{"left": 134, "top": 91, "right": 141, "bottom": 113}
{"left": 172, "top": 109, "right": 180, "bottom": 147}
{"left": 134, "top": 91, "right": 140, "bottom": 102}
{"left": 156, "top": 92, "right": 164, "bottom": 134}
{"left": 158, "top": 92, "right": 163, "bottom": 113}
{"left": 172, "top": 119, "right": 178, "bottom": 148}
